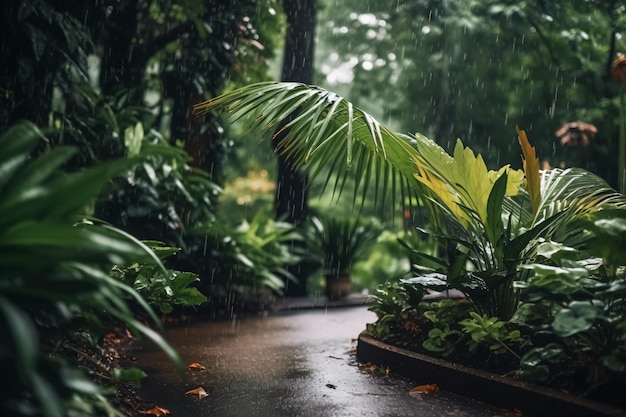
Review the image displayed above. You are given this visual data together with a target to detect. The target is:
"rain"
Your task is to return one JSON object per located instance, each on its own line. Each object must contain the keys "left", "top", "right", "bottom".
{"left": 1, "top": 1, "right": 626, "bottom": 417}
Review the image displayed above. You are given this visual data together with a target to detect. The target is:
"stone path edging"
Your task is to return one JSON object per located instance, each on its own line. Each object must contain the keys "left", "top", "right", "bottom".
{"left": 357, "top": 331, "right": 626, "bottom": 417}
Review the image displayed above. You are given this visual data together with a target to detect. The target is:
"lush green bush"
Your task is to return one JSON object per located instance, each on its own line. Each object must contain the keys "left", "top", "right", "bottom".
{"left": 96, "top": 123, "right": 221, "bottom": 251}
{"left": 185, "top": 210, "right": 302, "bottom": 296}
{"left": 515, "top": 208, "right": 626, "bottom": 388}
{"left": 0, "top": 122, "right": 195, "bottom": 417}
{"left": 111, "top": 241, "right": 208, "bottom": 314}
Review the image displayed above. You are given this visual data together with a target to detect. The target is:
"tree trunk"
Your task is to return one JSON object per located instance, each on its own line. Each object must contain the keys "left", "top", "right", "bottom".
{"left": 98, "top": 1, "right": 142, "bottom": 102}
{"left": 276, "top": 0, "right": 317, "bottom": 296}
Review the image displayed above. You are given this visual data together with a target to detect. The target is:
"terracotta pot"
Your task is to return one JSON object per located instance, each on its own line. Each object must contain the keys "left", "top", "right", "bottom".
{"left": 325, "top": 274, "right": 351, "bottom": 300}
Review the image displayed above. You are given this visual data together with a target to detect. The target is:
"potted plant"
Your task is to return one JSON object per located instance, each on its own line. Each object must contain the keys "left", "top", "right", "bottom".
{"left": 307, "top": 214, "right": 380, "bottom": 299}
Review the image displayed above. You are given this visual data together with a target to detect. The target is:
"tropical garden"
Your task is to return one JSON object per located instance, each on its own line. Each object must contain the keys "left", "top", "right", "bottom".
{"left": 2, "top": 0, "right": 626, "bottom": 416}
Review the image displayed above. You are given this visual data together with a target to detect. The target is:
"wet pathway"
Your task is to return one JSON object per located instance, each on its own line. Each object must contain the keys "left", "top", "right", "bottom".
{"left": 131, "top": 306, "right": 512, "bottom": 417}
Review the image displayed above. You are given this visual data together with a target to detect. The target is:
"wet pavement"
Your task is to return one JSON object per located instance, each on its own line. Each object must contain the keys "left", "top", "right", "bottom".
{"left": 130, "top": 306, "right": 514, "bottom": 417}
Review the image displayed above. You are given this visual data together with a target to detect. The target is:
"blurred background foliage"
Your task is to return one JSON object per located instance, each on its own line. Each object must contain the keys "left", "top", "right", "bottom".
{"left": 315, "top": 0, "right": 626, "bottom": 187}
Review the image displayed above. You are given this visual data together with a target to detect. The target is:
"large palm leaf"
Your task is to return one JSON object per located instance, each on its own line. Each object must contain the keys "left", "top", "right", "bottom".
{"left": 194, "top": 82, "right": 523, "bottom": 229}
{"left": 194, "top": 82, "right": 625, "bottom": 239}
{"left": 195, "top": 82, "right": 427, "bottom": 213}
{"left": 196, "top": 81, "right": 625, "bottom": 225}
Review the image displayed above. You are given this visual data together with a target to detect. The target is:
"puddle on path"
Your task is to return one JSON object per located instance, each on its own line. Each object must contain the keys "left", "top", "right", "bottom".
{"left": 129, "top": 307, "right": 518, "bottom": 417}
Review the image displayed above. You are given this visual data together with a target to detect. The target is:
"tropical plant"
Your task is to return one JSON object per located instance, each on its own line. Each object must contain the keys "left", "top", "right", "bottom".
{"left": 0, "top": 122, "right": 182, "bottom": 417}
{"left": 459, "top": 312, "right": 523, "bottom": 357}
{"left": 516, "top": 207, "right": 626, "bottom": 390}
{"left": 111, "top": 241, "right": 208, "bottom": 314}
{"left": 187, "top": 210, "right": 302, "bottom": 296}
{"left": 307, "top": 214, "right": 381, "bottom": 277}
{"left": 194, "top": 81, "right": 626, "bottom": 320}
{"left": 306, "top": 213, "right": 381, "bottom": 298}
{"left": 420, "top": 299, "right": 470, "bottom": 356}
{"left": 96, "top": 122, "right": 221, "bottom": 251}
{"left": 366, "top": 280, "right": 426, "bottom": 340}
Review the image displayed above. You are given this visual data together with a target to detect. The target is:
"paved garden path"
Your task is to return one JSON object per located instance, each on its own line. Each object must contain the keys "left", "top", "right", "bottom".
{"left": 131, "top": 305, "right": 515, "bottom": 417}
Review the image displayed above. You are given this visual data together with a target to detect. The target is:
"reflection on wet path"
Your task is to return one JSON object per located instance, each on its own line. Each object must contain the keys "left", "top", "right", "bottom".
{"left": 131, "top": 307, "right": 509, "bottom": 417}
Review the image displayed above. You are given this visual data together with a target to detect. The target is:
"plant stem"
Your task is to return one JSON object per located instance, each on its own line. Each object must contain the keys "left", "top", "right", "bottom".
{"left": 498, "top": 338, "right": 521, "bottom": 360}
{"left": 617, "top": 83, "right": 626, "bottom": 194}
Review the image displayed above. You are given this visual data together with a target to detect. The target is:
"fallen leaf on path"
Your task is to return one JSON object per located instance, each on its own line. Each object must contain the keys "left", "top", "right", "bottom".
{"left": 496, "top": 409, "right": 523, "bottom": 417}
{"left": 410, "top": 383, "right": 439, "bottom": 393}
{"left": 139, "top": 406, "right": 170, "bottom": 416}
{"left": 185, "top": 387, "right": 208, "bottom": 399}
{"left": 358, "top": 361, "right": 377, "bottom": 372}
{"left": 187, "top": 362, "right": 206, "bottom": 370}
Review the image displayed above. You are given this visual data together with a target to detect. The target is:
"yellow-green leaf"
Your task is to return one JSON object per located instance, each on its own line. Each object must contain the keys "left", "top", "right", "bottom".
{"left": 413, "top": 158, "right": 469, "bottom": 227}
{"left": 517, "top": 126, "right": 541, "bottom": 215}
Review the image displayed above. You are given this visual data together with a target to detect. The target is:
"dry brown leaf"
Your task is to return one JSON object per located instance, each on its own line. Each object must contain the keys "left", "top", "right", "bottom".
{"left": 187, "top": 362, "right": 206, "bottom": 370}
{"left": 496, "top": 409, "right": 523, "bottom": 417}
{"left": 410, "top": 383, "right": 439, "bottom": 393}
{"left": 185, "top": 386, "right": 208, "bottom": 399}
{"left": 138, "top": 406, "right": 170, "bottom": 416}
{"left": 358, "top": 361, "right": 377, "bottom": 372}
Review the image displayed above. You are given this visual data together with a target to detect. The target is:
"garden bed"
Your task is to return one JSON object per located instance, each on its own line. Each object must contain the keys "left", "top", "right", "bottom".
{"left": 357, "top": 331, "right": 626, "bottom": 417}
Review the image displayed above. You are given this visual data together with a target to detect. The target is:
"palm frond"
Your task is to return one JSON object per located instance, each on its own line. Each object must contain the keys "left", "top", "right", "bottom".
{"left": 195, "top": 82, "right": 626, "bottom": 243}
{"left": 194, "top": 82, "right": 428, "bottom": 211}
{"left": 537, "top": 168, "right": 626, "bottom": 223}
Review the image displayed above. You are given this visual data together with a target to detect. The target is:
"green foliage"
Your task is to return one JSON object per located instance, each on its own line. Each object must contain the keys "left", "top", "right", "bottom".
{"left": 422, "top": 326, "right": 462, "bottom": 356}
{"left": 368, "top": 281, "right": 421, "bottom": 318}
{"left": 518, "top": 343, "right": 567, "bottom": 383}
{"left": 578, "top": 208, "right": 626, "bottom": 276}
{"left": 552, "top": 301, "right": 603, "bottom": 338}
{"left": 423, "top": 299, "right": 470, "bottom": 329}
{"left": 199, "top": 46, "right": 626, "bottom": 400}
{"left": 111, "top": 242, "right": 207, "bottom": 314}
{"left": 0, "top": 122, "right": 181, "bottom": 417}
{"left": 111, "top": 367, "right": 147, "bottom": 388}
{"left": 96, "top": 126, "right": 221, "bottom": 250}
{"left": 191, "top": 210, "right": 302, "bottom": 295}
{"left": 421, "top": 300, "right": 467, "bottom": 356}
{"left": 459, "top": 312, "right": 523, "bottom": 356}
{"left": 366, "top": 314, "right": 397, "bottom": 341}
{"left": 307, "top": 214, "right": 381, "bottom": 277}
{"left": 199, "top": 82, "right": 626, "bottom": 321}
{"left": 516, "top": 209, "right": 626, "bottom": 388}
{"left": 1, "top": 0, "right": 285, "bottom": 187}
{"left": 366, "top": 280, "right": 425, "bottom": 340}
{"left": 317, "top": 0, "right": 626, "bottom": 186}
{"left": 0, "top": 0, "right": 92, "bottom": 129}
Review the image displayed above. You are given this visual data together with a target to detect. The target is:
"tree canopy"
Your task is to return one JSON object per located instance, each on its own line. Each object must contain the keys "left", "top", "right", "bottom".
{"left": 316, "top": 0, "right": 626, "bottom": 188}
